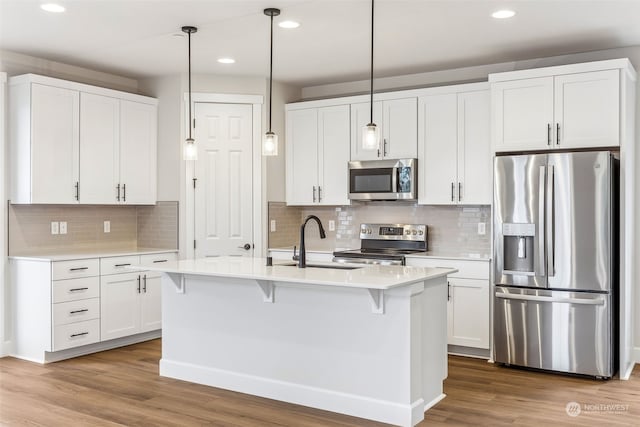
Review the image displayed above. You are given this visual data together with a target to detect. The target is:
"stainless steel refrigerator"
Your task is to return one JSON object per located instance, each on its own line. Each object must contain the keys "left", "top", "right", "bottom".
{"left": 493, "top": 151, "right": 618, "bottom": 378}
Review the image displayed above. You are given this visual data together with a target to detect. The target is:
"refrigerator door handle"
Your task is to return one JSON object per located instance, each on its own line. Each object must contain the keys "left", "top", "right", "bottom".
{"left": 538, "top": 166, "right": 546, "bottom": 277}
{"left": 546, "top": 165, "right": 555, "bottom": 277}
{"left": 495, "top": 292, "right": 605, "bottom": 306}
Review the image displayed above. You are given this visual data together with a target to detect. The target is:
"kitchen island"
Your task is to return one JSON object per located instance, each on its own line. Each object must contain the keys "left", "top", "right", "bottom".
{"left": 139, "top": 257, "right": 456, "bottom": 427}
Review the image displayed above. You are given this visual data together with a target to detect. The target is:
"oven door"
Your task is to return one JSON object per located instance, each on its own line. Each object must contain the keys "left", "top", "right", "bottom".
{"left": 348, "top": 159, "right": 416, "bottom": 200}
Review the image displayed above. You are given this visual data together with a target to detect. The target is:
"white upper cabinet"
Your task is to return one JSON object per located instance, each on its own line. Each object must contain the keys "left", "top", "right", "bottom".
{"left": 286, "top": 105, "right": 350, "bottom": 206}
{"left": 490, "top": 61, "right": 631, "bottom": 152}
{"left": 351, "top": 98, "right": 417, "bottom": 160}
{"left": 9, "top": 74, "right": 158, "bottom": 205}
{"left": 10, "top": 83, "right": 80, "bottom": 204}
{"left": 419, "top": 85, "right": 491, "bottom": 205}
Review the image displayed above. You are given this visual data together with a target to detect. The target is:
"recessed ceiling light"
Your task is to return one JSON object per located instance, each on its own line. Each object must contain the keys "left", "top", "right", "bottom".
{"left": 41, "top": 3, "right": 65, "bottom": 13}
{"left": 278, "top": 20, "right": 300, "bottom": 29}
{"left": 217, "top": 58, "right": 236, "bottom": 64}
{"left": 492, "top": 10, "right": 515, "bottom": 19}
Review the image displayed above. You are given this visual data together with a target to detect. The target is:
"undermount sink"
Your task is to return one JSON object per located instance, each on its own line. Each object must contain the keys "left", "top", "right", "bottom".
{"left": 276, "top": 262, "right": 363, "bottom": 270}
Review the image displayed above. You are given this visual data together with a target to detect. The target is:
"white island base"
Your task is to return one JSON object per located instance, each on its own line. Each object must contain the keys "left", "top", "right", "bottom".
{"left": 152, "top": 258, "right": 453, "bottom": 427}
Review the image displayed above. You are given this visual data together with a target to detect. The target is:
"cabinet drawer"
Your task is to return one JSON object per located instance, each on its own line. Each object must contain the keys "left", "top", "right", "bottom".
{"left": 52, "top": 259, "right": 99, "bottom": 280}
{"left": 101, "top": 255, "right": 141, "bottom": 275}
{"left": 52, "top": 276, "right": 100, "bottom": 303}
{"left": 53, "top": 298, "right": 100, "bottom": 326}
{"left": 53, "top": 319, "right": 100, "bottom": 351}
{"left": 407, "top": 257, "right": 489, "bottom": 280}
{"left": 139, "top": 252, "right": 177, "bottom": 265}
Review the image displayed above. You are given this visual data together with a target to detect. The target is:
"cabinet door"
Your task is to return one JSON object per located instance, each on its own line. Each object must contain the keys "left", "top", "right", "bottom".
{"left": 30, "top": 83, "right": 80, "bottom": 203}
{"left": 447, "top": 278, "right": 489, "bottom": 349}
{"left": 286, "top": 108, "right": 319, "bottom": 205}
{"left": 79, "top": 93, "right": 120, "bottom": 204}
{"left": 318, "top": 105, "right": 350, "bottom": 205}
{"left": 100, "top": 272, "right": 141, "bottom": 341}
{"left": 119, "top": 100, "right": 157, "bottom": 204}
{"left": 383, "top": 98, "right": 418, "bottom": 159}
{"left": 457, "top": 90, "right": 491, "bottom": 205}
{"left": 350, "top": 101, "right": 383, "bottom": 161}
{"left": 492, "top": 77, "right": 554, "bottom": 152}
{"left": 418, "top": 93, "right": 458, "bottom": 205}
{"left": 140, "top": 272, "right": 162, "bottom": 333}
{"left": 554, "top": 70, "right": 620, "bottom": 149}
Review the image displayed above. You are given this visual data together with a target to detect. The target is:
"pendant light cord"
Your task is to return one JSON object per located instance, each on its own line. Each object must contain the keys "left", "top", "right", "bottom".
{"left": 268, "top": 12, "right": 274, "bottom": 133}
{"left": 187, "top": 30, "right": 193, "bottom": 140}
{"left": 369, "top": 0, "right": 374, "bottom": 123}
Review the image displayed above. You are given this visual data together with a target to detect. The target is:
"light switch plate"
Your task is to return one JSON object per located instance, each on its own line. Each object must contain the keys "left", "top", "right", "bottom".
{"left": 104, "top": 220, "right": 111, "bottom": 233}
{"left": 329, "top": 220, "right": 336, "bottom": 231}
{"left": 50, "top": 221, "right": 59, "bottom": 235}
{"left": 270, "top": 219, "right": 276, "bottom": 232}
{"left": 478, "top": 222, "right": 486, "bottom": 235}
{"left": 59, "top": 221, "right": 67, "bottom": 234}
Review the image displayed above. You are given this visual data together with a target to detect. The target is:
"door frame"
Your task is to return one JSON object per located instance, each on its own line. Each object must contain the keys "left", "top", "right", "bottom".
{"left": 182, "top": 93, "right": 264, "bottom": 259}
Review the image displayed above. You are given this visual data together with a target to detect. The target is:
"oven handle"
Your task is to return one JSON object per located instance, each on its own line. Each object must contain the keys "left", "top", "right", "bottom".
{"left": 332, "top": 257, "right": 404, "bottom": 266}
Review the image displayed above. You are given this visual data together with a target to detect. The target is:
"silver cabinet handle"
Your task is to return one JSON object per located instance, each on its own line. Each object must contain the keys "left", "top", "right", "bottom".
{"left": 458, "top": 182, "right": 462, "bottom": 202}
{"left": 312, "top": 186, "right": 317, "bottom": 203}
{"left": 75, "top": 182, "right": 79, "bottom": 201}
{"left": 123, "top": 183, "right": 126, "bottom": 202}
{"left": 451, "top": 182, "right": 454, "bottom": 202}
{"left": 556, "top": 123, "right": 560, "bottom": 145}
{"left": 69, "top": 287, "right": 89, "bottom": 292}
{"left": 447, "top": 282, "right": 451, "bottom": 301}
{"left": 69, "top": 309, "right": 89, "bottom": 314}
{"left": 495, "top": 292, "right": 604, "bottom": 305}
{"left": 114, "top": 263, "right": 131, "bottom": 267}
{"left": 143, "top": 274, "right": 147, "bottom": 293}
{"left": 70, "top": 332, "right": 89, "bottom": 338}
{"left": 137, "top": 275, "right": 141, "bottom": 293}
{"left": 377, "top": 148, "right": 381, "bottom": 158}
{"left": 116, "top": 184, "right": 121, "bottom": 201}
{"left": 153, "top": 259, "right": 168, "bottom": 263}
{"left": 547, "top": 124, "right": 551, "bottom": 145}
{"left": 69, "top": 267, "right": 89, "bottom": 271}
{"left": 318, "top": 186, "right": 322, "bottom": 202}
{"left": 383, "top": 139, "right": 388, "bottom": 157}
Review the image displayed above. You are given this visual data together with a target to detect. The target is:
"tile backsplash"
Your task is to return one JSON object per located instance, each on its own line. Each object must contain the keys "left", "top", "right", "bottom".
{"left": 268, "top": 202, "right": 491, "bottom": 257}
{"left": 9, "top": 201, "right": 178, "bottom": 255}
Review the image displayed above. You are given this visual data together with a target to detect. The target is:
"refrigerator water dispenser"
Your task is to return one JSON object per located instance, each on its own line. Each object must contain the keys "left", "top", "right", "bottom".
{"left": 502, "top": 223, "right": 536, "bottom": 274}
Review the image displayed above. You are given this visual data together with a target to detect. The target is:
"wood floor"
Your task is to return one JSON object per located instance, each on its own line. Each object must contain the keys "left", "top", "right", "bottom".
{"left": 1, "top": 340, "right": 639, "bottom": 426}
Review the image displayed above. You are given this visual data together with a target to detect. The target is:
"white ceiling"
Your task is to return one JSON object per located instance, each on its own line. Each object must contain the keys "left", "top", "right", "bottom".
{"left": 2, "top": 0, "right": 640, "bottom": 87}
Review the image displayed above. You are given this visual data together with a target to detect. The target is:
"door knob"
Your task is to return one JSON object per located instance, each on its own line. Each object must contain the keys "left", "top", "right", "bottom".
{"left": 238, "top": 244, "right": 252, "bottom": 250}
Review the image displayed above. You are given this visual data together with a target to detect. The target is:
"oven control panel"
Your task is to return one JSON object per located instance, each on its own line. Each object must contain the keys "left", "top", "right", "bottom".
{"left": 359, "top": 223, "right": 427, "bottom": 241}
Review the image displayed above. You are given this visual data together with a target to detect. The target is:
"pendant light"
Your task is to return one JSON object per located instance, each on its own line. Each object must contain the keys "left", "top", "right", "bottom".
{"left": 263, "top": 8, "right": 280, "bottom": 156}
{"left": 182, "top": 25, "right": 198, "bottom": 161}
{"left": 362, "top": 0, "right": 379, "bottom": 151}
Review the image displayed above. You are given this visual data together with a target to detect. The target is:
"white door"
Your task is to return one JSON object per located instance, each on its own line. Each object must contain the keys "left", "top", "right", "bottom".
{"left": 194, "top": 103, "right": 254, "bottom": 258}
{"left": 419, "top": 93, "right": 458, "bottom": 205}
{"left": 457, "top": 90, "right": 491, "bottom": 205}
{"left": 383, "top": 98, "right": 418, "bottom": 159}
{"left": 492, "top": 77, "right": 554, "bottom": 152}
{"left": 448, "top": 278, "right": 490, "bottom": 349}
{"left": 554, "top": 70, "right": 620, "bottom": 149}
{"left": 79, "top": 93, "right": 120, "bottom": 204}
{"left": 30, "top": 83, "right": 79, "bottom": 204}
{"left": 140, "top": 272, "right": 162, "bottom": 333}
{"left": 100, "top": 272, "right": 141, "bottom": 341}
{"left": 318, "top": 105, "right": 350, "bottom": 205}
{"left": 119, "top": 100, "right": 157, "bottom": 204}
{"left": 285, "top": 108, "right": 318, "bottom": 205}
{"left": 350, "top": 101, "right": 383, "bottom": 161}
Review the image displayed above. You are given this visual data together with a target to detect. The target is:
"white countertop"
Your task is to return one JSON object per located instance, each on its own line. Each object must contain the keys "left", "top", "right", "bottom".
{"left": 9, "top": 247, "right": 178, "bottom": 262}
{"left": 137, "top": 256, "right": 457, "bottom": 290}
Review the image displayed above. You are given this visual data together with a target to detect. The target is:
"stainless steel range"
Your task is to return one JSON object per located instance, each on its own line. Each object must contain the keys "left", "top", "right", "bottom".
{"left": 332, "top": 223, "right": 427, "bottom": 265}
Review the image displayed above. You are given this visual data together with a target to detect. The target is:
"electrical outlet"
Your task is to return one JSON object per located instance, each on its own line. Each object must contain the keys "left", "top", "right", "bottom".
{"left": 50, "top": 221, "right": 59, "bottom": 235}
{"left": 59, "top": 221, "right": 67, "bottom": 234}
{"left": 328, "top": 220, "right": 336, "bottom": 231}
{"left": 104, "top": 220, "right": 111, "bottom": 233}
{"left": 478, "top": 222, "right": 486, "bottom": 235}
{"left": 270, "top": 219, "right": 276, "bottom": 232}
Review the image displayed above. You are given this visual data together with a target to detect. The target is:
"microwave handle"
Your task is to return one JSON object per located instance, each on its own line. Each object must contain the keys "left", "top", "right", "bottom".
{"left": 392, "top": 167, "right": 399, "bottom": 192}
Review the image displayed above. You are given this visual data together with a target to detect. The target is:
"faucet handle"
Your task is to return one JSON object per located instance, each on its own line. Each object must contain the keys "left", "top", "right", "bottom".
{"left": 292, "top": 246, "right": 299, "bottom": 261}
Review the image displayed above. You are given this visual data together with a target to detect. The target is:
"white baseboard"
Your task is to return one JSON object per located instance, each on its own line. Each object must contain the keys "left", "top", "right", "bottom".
{"left": 634, "top": 347, "right": 640, "bottom": 365}
{"left": 161, "top": 358, "right": 427, "bottom": 427}
{"left": 424, "top": 393, "right": 446, "bottom": 411}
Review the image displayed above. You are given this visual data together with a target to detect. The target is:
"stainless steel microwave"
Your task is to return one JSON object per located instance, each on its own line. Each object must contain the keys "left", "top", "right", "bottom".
{"left": 348, "top": 158, "right": 417, "bottom": 201}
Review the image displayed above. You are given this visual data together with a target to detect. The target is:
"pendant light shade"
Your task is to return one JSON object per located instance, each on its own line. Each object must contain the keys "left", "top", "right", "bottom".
{"left": 362, "top": 0, "right": 379, "bottom": 151}
{"left": 182, "top": 25, "right": 197, "bottom": 161}
{"left": 263, "top": 7, "right": 280, "bottom": 156}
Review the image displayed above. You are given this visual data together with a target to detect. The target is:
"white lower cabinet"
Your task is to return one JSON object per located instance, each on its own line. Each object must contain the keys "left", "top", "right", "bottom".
{"left": 406, "top": 256, "right": 490, "bottom": 354}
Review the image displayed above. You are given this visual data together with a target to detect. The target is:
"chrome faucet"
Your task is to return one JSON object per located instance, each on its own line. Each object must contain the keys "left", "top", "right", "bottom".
{"left": 296, "top": 215, "right": 326, "bottom": 268}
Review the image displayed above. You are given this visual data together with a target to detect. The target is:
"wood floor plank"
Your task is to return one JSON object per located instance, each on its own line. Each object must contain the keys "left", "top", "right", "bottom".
{"left": 1, "top": 340, "right": 639, "bottom": 426}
